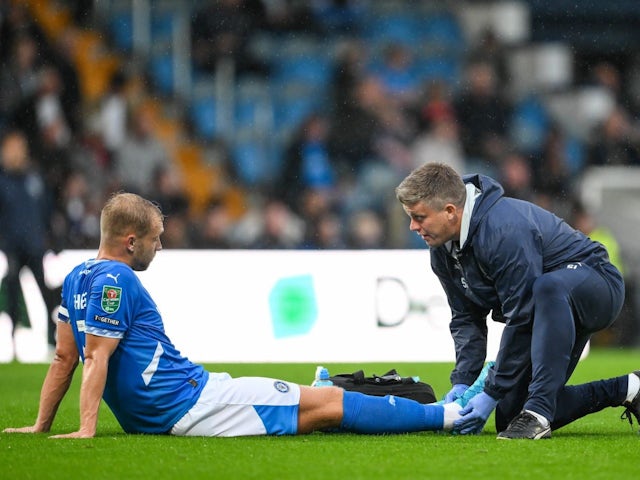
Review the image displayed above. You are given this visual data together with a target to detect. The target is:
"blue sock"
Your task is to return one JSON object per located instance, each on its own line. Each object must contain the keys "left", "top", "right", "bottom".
{"left": 340, "top": 391, "right": 444, "bottom": 433}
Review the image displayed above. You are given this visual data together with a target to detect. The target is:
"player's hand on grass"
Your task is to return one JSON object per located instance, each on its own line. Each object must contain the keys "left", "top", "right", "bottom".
{"left": 3, "top": 425, "right": 47, "bottom": 434}
{"left": 444, "top": 383, "right": 469, "bottom": 403}
{"left": 453, "top": 392, "right": 498, "bottom": 435}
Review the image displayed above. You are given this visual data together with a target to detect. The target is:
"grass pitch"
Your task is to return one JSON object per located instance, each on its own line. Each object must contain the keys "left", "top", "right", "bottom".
{"left": 1, "top": 349, "right": 639, "bottom": 480}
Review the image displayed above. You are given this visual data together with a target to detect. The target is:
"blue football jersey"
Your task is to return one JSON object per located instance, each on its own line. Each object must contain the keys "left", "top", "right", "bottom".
{"left": 58, "top": 258, "right": 208, "bottom": 434}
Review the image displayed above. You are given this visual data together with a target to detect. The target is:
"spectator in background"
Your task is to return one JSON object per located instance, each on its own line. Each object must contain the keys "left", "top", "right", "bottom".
{"left": 191, "top": 201, "right": 234, "bottom": 249}
{"left": 587, "top": 106, "right": 640, "bottom": 166}
{"left": 497, "top": 151, "right": 535, "bottom": 203}
{"left": 330, "top": 39, "right": 368, "bottom": 117}
{"left": 245, "top": 198, "right": 304, "bottom": 249}
{"left": 99, "top": 71, "right": 128, "bottom": 163}
{"left": 371, "top": 42, "right": 421, "bottom": 108}
{"left": 0, "top": 130, "right": 58, "bottom": 353}
{"left": 569, "top": 200, "right": 635, "bottom": 347}
{"left": 411, "top": 82, "right": 465, "bottom": 175}
{"left": 301, "top": 210, "right": 346, "bottom": 249}
{"left": 148, "top": 166, "right": 191, "bottom": 249}
{"left": 277, "top": 113, "right": 336, "bottom": 213}
{"left": 532, "top": 125, "right": 576, "bottom": 217}
{"left": 467, "top": 28, "right": 509, "bottom": 89}
{"left": 57, "top": 170, "right": 100, "bottom": 249}
{"left": 454, "top": 61, "right": 511, "bottom": 174}
{"left": 0, "top": 33, "right": 40, "bottom": 127}
{"left": 328, "top": 75, "right": 385, "bottom": 176}
{"left": 47, "top": 29, "right": 82, "bottom": 133}
{"left": 310, "top": 0, "right": 367, "bottom": 35}
{"left": 191, "top": 0, "right": 268, "bottom": 77}
{"left": 570, "top": 201, "right": 624, "bottom": 276}
{"left": 346, "top": 210, "right": 386, "bottom": 249}
{"left": 113, "top": 106, "right": 171, "bottom": 196}
{"left": 10, "top": 64, "right": 75, "bottom": 229}
{"left": 0, "top": 2, "right": 46, "bottom": 65}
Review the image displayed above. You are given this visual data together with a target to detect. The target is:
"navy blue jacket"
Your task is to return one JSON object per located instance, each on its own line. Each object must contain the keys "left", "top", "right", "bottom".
{"left": 430, "top": 174, "right": 613, "bottom": 400}
{"left": 0, "top": 169, "right": 49, "bottom": 255}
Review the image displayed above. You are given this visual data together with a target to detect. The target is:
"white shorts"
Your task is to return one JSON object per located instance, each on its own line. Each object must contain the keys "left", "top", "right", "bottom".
{"left": 170, "top": 372, "right": 301, "bottom": 437}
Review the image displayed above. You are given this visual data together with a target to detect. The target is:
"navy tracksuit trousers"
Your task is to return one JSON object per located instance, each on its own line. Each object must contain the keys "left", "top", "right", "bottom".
{"left": 495, "top": 261, "right": 627, "bottom": 432}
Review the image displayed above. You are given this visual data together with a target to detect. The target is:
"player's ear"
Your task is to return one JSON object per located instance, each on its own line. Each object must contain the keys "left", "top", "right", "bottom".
{"left": 127, "top": 235, "right": 136, "bottom": 253}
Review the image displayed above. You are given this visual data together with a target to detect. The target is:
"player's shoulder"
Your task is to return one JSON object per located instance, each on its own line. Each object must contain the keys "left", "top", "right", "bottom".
{"left": 68, "top": 259, "right": 139, "bottom": 287}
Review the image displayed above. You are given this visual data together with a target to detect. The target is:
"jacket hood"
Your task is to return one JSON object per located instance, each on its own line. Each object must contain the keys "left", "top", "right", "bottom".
{"left": 462, "top": 174, "right": 504, "bottom": 242}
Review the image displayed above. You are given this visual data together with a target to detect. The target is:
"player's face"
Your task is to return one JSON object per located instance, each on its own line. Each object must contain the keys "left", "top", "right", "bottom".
{"left": 131, "top": 218, "right": 164, "bottom": 271}
{"left": 403, "top": 201, "right": 460, "bottom": 248}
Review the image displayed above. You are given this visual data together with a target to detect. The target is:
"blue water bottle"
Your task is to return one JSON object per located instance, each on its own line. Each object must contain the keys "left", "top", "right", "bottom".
{"left": 311, "top": 366, "right": 333, "bottom": 387}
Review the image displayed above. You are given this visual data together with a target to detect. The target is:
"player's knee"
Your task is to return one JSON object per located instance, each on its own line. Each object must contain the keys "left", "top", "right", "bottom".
{"left": 533, "top": 274, "right": 567, "bottom": 300}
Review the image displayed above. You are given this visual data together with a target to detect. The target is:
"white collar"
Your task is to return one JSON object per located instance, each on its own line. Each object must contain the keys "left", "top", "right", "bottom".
{"left": 447, "top": 183, "right": 481, "bottom": 253}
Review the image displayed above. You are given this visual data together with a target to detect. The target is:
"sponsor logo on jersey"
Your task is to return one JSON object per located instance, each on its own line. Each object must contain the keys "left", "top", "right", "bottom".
{"left": 94, "top": 315, "right": 120, "bottom": 326}
{"left": 101, "top": 285, "right": 122, "bottom": 313}
{"left": 274, "top": 381, "right": 290, "bottom": 393}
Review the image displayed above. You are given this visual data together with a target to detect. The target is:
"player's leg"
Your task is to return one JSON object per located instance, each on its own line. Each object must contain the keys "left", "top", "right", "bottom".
{"left": 298, "top": 385, "right": 462, "bottom": 434}
{"left": 3, "top": 251, "right": 23, "bottom": 342}
{"left": 170, "top": 374, "right": 302, "bottom": 437}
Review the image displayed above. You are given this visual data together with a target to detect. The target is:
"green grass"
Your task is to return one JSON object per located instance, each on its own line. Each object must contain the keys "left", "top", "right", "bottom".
{"left": 2, "top": 349, "right": 639, "bottom": 480}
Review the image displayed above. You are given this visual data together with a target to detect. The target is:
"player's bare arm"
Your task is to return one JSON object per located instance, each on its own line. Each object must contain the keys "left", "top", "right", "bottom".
{"left": 51, "top": 334, "right": 120, "bottom": 439}
{"left": 3, "top": 322, "right": 79, "bottom": 434}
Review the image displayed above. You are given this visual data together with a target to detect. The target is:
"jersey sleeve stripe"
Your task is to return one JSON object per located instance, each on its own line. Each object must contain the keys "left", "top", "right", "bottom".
{"left": 86, "top": 326, "right": 125, "bottom": 339}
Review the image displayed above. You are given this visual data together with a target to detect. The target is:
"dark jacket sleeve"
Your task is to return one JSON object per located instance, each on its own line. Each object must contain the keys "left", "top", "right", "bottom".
{"left": 432, "top": 252, "right": 490, "bottom": 386}
{"left": 479, "top": 222, "right": 542, "bottom": 400}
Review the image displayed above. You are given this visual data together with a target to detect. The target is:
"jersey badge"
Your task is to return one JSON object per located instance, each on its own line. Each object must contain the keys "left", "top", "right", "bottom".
{"left": 102, "top": 285, "right": 122, "bottom": 313}
{"left": 273, "top": 381, "right": 290, "bottom": 393}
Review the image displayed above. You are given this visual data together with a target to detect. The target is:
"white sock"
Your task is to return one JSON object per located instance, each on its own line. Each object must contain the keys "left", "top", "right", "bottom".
{"left": 626, "top": 373, "right": 640, "bottom": 403}
{"left": 525, "top": 409, "right": 550, "bottom": 428}
{"left": 442, "top": 402, "right": 462, "bottom": 430}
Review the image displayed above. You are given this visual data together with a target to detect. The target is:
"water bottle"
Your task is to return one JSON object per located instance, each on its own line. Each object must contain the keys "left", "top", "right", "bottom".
{"left": 311, "top": 366, "right": 333, "bottom": 387}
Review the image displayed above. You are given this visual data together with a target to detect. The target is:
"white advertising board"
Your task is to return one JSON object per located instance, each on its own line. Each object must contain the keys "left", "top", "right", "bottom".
{"left": 0, "top": 249, "right": 508, "bottom": 363}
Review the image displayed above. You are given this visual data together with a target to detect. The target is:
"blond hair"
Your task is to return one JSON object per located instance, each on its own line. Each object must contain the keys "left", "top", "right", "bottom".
{"left": 396, "top": 163, "right": 466, "bottom": 210}
{"left": 100, "top": 192, "right": 163, "bottom": 242}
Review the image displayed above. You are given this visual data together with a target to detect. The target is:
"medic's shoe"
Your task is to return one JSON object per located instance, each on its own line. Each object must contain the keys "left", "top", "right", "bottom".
{"left": 496, "top": 411, "right": 551, "bottom": 440}
{"left": 621, "top": 371, "right": 640, "bottom": 427}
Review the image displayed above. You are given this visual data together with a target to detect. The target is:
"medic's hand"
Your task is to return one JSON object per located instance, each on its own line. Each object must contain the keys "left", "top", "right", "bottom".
{"left": 444, "top": 383, "right": 469, "bottom": 403}
{"left": 453, "top": 392, "right": 498, "bottom": 435}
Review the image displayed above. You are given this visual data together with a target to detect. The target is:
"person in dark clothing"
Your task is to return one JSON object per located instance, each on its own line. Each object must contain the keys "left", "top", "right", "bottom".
{"left": 395, "top": 162, "right": 639, "bottom": 439}
{"left": 0, "top": 130, "right": 57, "bottom": 355}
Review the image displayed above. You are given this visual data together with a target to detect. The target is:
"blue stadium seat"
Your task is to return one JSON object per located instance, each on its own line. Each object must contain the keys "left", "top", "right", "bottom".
{"left": 273, "top": 95, "right": 318, "bottom": 132}
{"left": 232, "top": 139, "right": 270, "bottom": 185}
{"left": 151, "top": 10, "right": 174, "bottom": 42}
{"left": 190, "top": 96, "right": 217, "bottom": 140}
{"left": 510, "top": 96, "right": 550, "bottom": 154}
{"left": 422, "top": 13, "right": 465, "bottom": 52}
{"left": 415, "top": 55, "right": 460, "bottom": 84}
{"left": 272, "top": 56, "right": 332, "bottom": 88}
{"left": 149, "top": 53, "right": 173, "bottom": 95}
{"left": 366, "top": 14, "right": 422, "bottom": 46}
{"left": 110, "top": 11, "right": 133, "bottom": 52}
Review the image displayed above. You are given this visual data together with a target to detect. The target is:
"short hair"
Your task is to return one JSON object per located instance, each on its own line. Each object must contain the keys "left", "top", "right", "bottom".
{"left": 100, "top": 192, "right": 163, "bottom": 241}
{"left": 395, "top": 163, "right": 466, "bottom": 210}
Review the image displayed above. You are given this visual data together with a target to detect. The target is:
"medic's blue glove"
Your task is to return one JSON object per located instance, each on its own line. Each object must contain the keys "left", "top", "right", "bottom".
{"left": 444, "top": 383, "right": 469, "bottom": 403}
{"left": 453, "top": 392, "right": 498, "bottom": 435}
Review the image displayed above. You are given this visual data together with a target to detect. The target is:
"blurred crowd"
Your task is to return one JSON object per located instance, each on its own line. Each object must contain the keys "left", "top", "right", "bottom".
{"left": 1, "top": 0, "right": 640, "bottom": 256}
